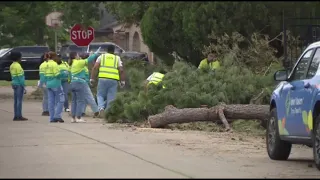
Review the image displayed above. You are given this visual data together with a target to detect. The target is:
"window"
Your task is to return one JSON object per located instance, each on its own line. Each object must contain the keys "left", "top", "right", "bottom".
{"left": 12, "top": 47, "right": 49, "bottom": 58}
{"left": 306, "top": 48, "right": 320, "bottom": 79}
{"left": 88, "top": 44, "right": 112, "bottom": 53}
{"left": 114, "top": 46, "right": 123, "bottom": 55}
{"left": 291, "top": 49, "right": 314, "bottom": 81}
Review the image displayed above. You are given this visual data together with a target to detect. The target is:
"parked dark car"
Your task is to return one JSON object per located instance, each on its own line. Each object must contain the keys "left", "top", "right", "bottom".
{"left": 120, "top": 51, "right": 149, "bottom": 63}
{"left": 0, "top": 46, "right": 50, "bottom": 81}
{"left": 59, "top": 43, "right": 87, "bottom": 62}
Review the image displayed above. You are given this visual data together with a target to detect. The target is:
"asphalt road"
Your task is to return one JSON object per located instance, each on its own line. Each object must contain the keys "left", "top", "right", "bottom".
{"left": 0, "top": 90, "right": 319, "bottom": 178}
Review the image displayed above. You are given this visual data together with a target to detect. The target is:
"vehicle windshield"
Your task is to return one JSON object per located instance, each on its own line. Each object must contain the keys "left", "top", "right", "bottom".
{"left": 68, "top": 45, "right": 87, "bottom": 52}
{"left": 88, "top": 44, "right": 112, "bottom": 53}
{"left": 60, "top": 45, "right": 87, "bottom": 57}
{"left": 13, "top": 47, "right": 49, "bottom": 57}
{"left": 0, "top": 48, "right": 10, "bottom": 57}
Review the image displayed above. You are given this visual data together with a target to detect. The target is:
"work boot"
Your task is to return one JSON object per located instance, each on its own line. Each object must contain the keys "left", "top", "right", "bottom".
{"left": 50, "top": 119, "right": 59, "bottom": 123}
{"left": 82, "top": 113, "right": 86, "bottom": 116}
{"left": 93, "top": 111, "right": 99, "bottom": 118}
{"left": 17, "top": 117, "right": 28, "bottom": 121}
{"left": 57, "top": 118, "right": 65, "bottom": 123}
{"left": 13, "top": 117, "right": 28, "bottom": 121}
{"left": 65, "top": 108, "right": 70, "bottom": 112}
{"left": 42, "top": 111, "right": 49, "bottom": 116}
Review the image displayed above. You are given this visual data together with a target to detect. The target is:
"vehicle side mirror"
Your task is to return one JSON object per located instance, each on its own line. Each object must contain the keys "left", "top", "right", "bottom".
{"left": 274, "top": 70, "right": 288, "bottom": 81}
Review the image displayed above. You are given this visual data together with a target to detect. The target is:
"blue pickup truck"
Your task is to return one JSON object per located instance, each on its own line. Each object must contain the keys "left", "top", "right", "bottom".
{"left": 268, "top": 41, "right": 320, "bottom": 170}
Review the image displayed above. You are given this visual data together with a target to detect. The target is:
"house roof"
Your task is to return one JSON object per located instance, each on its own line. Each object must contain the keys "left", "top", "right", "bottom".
{"left": 100, "top": 21, "right": 119, "bottom": 30}
{"left": 98, "top": 3, "right": 119, "bottom": 31}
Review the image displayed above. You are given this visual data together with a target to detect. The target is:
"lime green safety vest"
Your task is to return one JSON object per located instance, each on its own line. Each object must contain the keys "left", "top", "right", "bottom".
{"left": 148, "top": 72, "right": 164, "bottom": 85}
{"left": 59, "top": 61, "right": 70, "bottom": 82}
{"left": 98, "top": 53, "right": 120, "bottom": 80}
{"left": 10, "top": 62, "right": 25, "bottom": 86}
{"left": 198, "top": 59, "right": 220, "bottom": 70}
{"left": 39, "top": 61, "right": 48, "bottom": 84}
{"left": 44, "top": 60, "right": 60, "bottom": 78}
{"left": 44, "top": 60, "right": 61, "bottom": 88}
{"left": 39, "top": 61, "right": 48, "bottom": 75}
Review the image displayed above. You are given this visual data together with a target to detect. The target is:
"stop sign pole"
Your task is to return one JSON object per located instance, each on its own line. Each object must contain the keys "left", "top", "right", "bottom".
{"left": 70, "top": 24, "right": 95, "bottom": 47}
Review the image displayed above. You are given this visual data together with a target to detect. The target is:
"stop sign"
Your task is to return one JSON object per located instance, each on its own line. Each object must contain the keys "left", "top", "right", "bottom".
{"left": 70, "top": 24, "right": 95, "bottom": 46}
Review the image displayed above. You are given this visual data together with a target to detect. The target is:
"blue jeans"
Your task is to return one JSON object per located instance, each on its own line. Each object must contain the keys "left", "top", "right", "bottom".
{"left": 82, "top": 83, "right": 99, "bottom": 113}
{"left": 70, "top": 82, "right": 86, "bottom": 118}
{"left": 42, "top": 87, "right": 48, "bottom": 112}
{"left": 47, "top": 86, "right": 65, "bottom": 121}
{"left": 61, "top": 81, "right": 69, "bottom": 109}
{"left": 97, "top": 78, "right": 118, "bottom": 110}
{"left": 12, "top": 85, "right": 24, "bottom": 119}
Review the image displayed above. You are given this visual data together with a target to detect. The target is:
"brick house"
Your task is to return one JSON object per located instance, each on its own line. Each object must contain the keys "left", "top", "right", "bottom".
{"left": 95, "top": 4, "right": 154, "bottom": 63}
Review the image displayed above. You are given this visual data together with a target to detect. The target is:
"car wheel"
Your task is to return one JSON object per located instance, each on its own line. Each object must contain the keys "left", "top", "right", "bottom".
{"left": 266, "top": 108, "right": 292, "bottom": 160}
{"left": 313, "top": 114, "right": 320, "bottom": 170}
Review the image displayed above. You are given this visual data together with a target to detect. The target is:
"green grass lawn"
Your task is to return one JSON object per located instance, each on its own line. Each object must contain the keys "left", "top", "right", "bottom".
{"left": 0, "top": 80, "right": 38, "bottom": 87}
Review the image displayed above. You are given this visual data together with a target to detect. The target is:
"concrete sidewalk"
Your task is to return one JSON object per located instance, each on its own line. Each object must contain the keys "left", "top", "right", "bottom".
{"left": 0, "top": 100, "right": 319, "bottom": 178}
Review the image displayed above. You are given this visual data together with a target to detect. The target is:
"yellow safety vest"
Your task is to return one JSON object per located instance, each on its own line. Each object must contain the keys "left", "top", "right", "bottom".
{"left": 148, "top": 72, "right": 164, "bottom": 85}
{"left": 10, "top": 62, "right": 25, "bottom": 86}
{"left": 44, "top": 60, "right": 60, "bottom": 78}
{"left": 39, "top": 61, "right": 48, "bottom": 75}
{"left": 98, "top": 53, "right": 120, "bottom": 80}
{"left": 198, "top": 59, "right": 220, "bottom": 70}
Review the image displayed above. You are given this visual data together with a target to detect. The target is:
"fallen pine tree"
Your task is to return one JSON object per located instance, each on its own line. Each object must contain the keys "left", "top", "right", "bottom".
{"left": 148, "top": 103, "right": 269, "bottom": 131}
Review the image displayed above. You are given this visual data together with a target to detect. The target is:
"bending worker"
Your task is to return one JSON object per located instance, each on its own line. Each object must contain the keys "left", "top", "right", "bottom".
{"left": 198, "top": 53, "right": 221, "bottom": 71}
{"left": 145, "top": 70, "right": 166, "bottom": 92}
{"left": 90, "top": 46, "right": 126, "bottom": 116}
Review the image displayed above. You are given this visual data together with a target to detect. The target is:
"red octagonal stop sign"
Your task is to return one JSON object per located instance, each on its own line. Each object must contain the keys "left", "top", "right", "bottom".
{"left": 70, "top": 24, "right": 95, "bottom": 47}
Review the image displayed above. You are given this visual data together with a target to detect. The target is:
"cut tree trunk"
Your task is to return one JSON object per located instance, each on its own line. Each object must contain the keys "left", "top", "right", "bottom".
{"left": 148, "top": 104, "right": 269, "bottom": 130}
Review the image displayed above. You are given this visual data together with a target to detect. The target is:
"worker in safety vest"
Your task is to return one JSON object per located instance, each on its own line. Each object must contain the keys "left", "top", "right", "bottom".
{"left": 198, "top": 53, "right": 221, "bottom": 71}
{"left": 90, "top": 46, "right": 126, "bottom": 116}
{"left": 145, "top": 70, "right": 166, "bottom": 92}
{"left": 57, "top": 54, "right": 71, "bottom": 113}
{"left": 43, "top": 52, "right": 66, "bottom": 123}
{"left": 38, "top": 52, "right": 49, "bottom": 116}
{"left": 79, "top": 53, "right": 99, "bottom": 118}
{"left": 69, "top": 50, "right": 100, "bottom": 123}
{"left": 9, "top": 51, "right": 28, "bottom": 121}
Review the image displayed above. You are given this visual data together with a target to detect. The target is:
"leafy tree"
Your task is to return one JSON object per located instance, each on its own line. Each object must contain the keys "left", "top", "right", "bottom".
{"left": 106, "top": 2, "right": 320, "bottom": 66}
{"left": 105, "top": 1, "right": 150, "bottom": 25}
{"left": 0, "top": 2, "right": 100, "bottom": 48}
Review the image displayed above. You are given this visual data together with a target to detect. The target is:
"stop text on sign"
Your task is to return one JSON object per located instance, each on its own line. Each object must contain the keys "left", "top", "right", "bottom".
{"left": 71, "top": 29, "right": 93, "bottom": 40}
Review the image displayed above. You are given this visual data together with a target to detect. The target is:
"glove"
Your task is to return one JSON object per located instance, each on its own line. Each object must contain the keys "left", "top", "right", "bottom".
{"left": 23, "top": 89, "right": 27, "bottom": 94}
{"left": 120, "top": 81, "right": 125, "bottom": 88}
{"left": 90, "top": 79, "right": 95, "bottom": 86}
